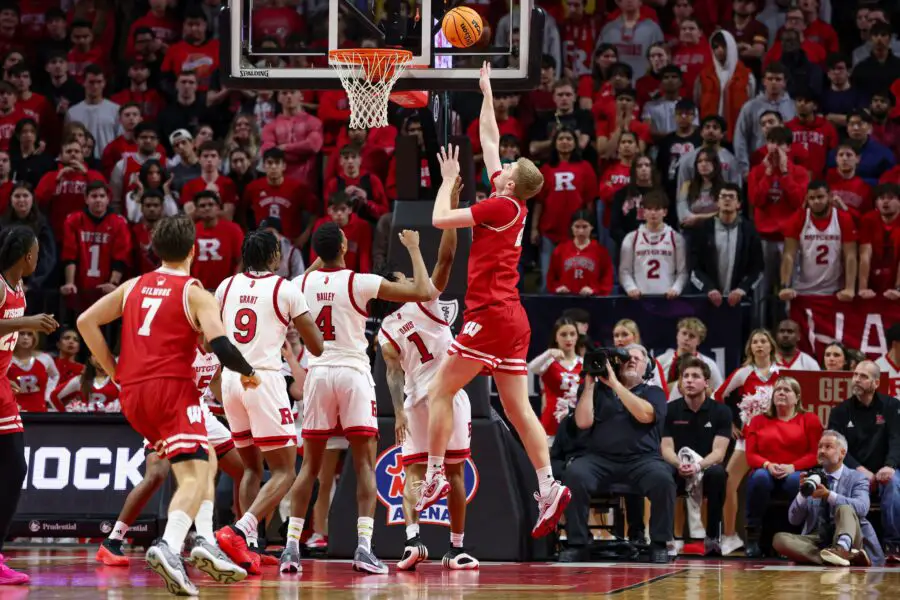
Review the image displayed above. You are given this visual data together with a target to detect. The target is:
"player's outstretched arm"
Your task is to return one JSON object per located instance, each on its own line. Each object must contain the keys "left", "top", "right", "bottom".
{"left": 433, "top": 144, "right": 475, "bottom": 230}
{"left": 377, "top": 230, "right": 433, "bottom": 302}
{"left": 76, "top": 278, "right": 134, "bottom": 380}
{"left": 188, "top": 286, "right": 258, "bottom": 383}
{"left": 291, "top": 312, "right": 324, "bottom": 356}
{"left": 478, "top": 61, "right": 502, "bottom": 176}
{"left": 380, "top": 342, "right": 409, "bottom": 444}
{"left": 430, "top": 176, "right": 461, "bottom": 292}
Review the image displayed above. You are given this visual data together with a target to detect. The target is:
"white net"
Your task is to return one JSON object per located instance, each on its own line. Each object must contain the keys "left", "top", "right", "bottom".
{"left": 329, "top": 50, "right": 412, "bottom": 129}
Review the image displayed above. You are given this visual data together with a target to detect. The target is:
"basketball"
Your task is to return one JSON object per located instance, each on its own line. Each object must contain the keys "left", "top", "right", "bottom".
{"left": 442, "top": 7, "right": 484, "bottom": 48}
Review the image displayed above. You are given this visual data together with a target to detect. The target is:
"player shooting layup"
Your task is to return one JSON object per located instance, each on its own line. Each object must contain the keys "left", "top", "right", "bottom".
{"left": 78, "top": 215, "right": 255, "bottom": 596}
{"left": 415, "top": 63, "right": 571, "bottom": 537}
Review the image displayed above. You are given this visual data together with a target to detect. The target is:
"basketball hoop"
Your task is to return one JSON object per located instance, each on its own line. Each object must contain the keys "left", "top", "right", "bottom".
{"left": 329, "top": 48, "right": 414, "bottom": 128}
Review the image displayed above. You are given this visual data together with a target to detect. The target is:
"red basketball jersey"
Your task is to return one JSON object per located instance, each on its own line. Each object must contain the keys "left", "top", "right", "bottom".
{"left": 118, "top": 268, "right": 201, "bottom": 385}
{"left": 465, "top": 172, "right": 527, "bottom": 316}
{"left": 0, "top": 280, "right": 26, "bottom": 433}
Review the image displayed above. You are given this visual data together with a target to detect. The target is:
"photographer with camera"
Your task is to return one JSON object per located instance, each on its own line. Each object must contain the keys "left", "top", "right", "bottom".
{"left": 772, "top": 431, "right": 884, "bottom": 566}
{"left": 559, "top": 345, "right": 675, "bottom": 563}
{"left": 826, "top": 360, "right": 900, "bottom": 562}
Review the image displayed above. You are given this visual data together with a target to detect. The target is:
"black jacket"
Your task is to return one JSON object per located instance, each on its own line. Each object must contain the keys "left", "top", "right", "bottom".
{"left": 690, "top": 216, "right": 763, "bottom": 295}
{"left": 827, "top": 392, "right": 900, "bottom": 473}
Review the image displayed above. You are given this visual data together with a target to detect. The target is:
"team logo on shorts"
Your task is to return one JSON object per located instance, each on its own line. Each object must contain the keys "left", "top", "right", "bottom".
{"left": 374, "top": 445, "right": 478, "bottom": 526}
{"left": 437, "top": 299, "right": 459, "bottom": 326}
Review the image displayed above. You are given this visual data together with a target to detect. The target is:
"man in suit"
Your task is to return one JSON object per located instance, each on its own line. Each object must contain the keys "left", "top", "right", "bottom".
{"left": 773, "top": 430, "right": 885, "bottom": 566}
{"left": 689, "top": 184, "right": 764, "bottom": 307}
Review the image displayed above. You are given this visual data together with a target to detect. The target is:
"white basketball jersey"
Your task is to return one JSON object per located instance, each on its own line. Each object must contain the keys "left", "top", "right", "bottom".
{"left": 192, "top": 346, "right": 220, "bottom": 399}
{"left": 631, "top": 225, "right": 679, "bottom": 295}
{"left": 216, "top": 271, "right": 309, "bottom": 371}
{"left": 297, "top": 269, "right": 383, "bottom": 372}
{"left": 378, "top": 289, "right": 452, "bottom": 404}
{"left": 794, "top": 208, "right": 843, "bottom": 295}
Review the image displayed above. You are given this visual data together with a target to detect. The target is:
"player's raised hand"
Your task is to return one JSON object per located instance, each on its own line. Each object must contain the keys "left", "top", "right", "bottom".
{"left": 479, "top": 61, "right": 492, "bottom": 95}
{"left": 437, "top": 144, "right": 461, "bottom": 180}
{"left": 398, "top": 229, "right": 420, "bottom": 249}
{"left": 240, "top": 373, "right": 261, "bottom": 390}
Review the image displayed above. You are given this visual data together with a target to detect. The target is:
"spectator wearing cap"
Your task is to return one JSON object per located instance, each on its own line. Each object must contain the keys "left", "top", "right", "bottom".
{"left": 869, "top": 91, "right": 900, "bottom": 161}
{"left": 260, "top": 89, "right": 323, "bottom": 190}
{"left": 130, "top": 188, "right": 165, "bottom": 275}
{"left": 259, "top": 217, "right": 306, "bottom": 280}
{"left": 696, "top": 30, "right": 754, "bottom": 144}
{"left": 110, "top": 122, "right": 164, "bottom": 211}
{"left": 191, "top": 190, "right": 243, "bottom": 290}
{"left": 826, "top": 110, "right": 895, "bottom": 186}
{"left": 111, "top": 60, "right": 165, "bottom": 122}
{"left": 671, "top": 17, "right": 711, "bottom": 95}
{"left": 157, "top": 71, "right": 208, "bottom": 151}
{"left": 596, "top": 87, "right": 650, "bottom": 160}
{"left": 0, "top": 80, "right": 26, "bottom": 152}
{"left": 734, "top": 62, "right": 795, "bottom": 177}
{"left": 66, "top": 64, "right": 119, "bottom": 159}
{"left": 640, "top": 66, "right": 693, "bottom": 140}
{"left": 310, "top": 192, "right": 372, "bottom": 273}
{"left": 853, "top": 22, "right": 900, "bottom": 101}
{"left": 60, "top": 181, "right": 131, "bottom": 302}
{"left": 181, "top": 142, "right": 237, "bottom": 220}
{"left": 243, "top": 147, "right": 313, "bottom": 245}
{"left": 67, "top": 19, "right": 106, "bottom": 85}
{"left": 168, "top": 129, "right": 200, "bottom": 198}
{"left": 8, "top": 64, "right": 54, "bottom": 132}
{"left": 786, "top": 90, "right": 838, "bottom": 179}
{"left": 676, "top": 116, "right": 741, "bottom": 191}
{"left": 38, "top": 52, "right": 85, "bottom": 127}
{"left": 528, "top": 79, "right": 594, "bottom": 163}
{"left": 126, "top": 0, "right": 179, "bottom": 60}
{"left": 162, "top": 7, "right": 219, "bottom": 93}
{"left": 655, "top": 99, "right": 701, "bottom": 202}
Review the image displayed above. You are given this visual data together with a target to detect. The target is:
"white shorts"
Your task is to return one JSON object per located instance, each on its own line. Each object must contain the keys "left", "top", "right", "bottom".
{"left": 327, "top": 437, "right": 350, "bottom": 450}
{"left": 735, "top": 439, "right": 746, "bottom": 451}
{"left": 302, "top": 366, "right": 377, "bottom": 440}
{"left": 401, "top": 390, "right": 471, "bottom": 466}
{"left": 142, "top": 402, "right": 234, "bottom": 457}
{"left": 222, "top": 369, "right": 296, "bottom": 450}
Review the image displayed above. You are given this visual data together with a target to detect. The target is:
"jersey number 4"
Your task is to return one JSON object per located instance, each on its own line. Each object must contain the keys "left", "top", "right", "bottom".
{"left": 315, "top": 306, "right": 336, "bottom": 341}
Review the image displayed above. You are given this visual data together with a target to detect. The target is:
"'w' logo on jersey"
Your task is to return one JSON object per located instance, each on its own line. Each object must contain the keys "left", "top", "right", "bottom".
{"left": 186, "top": 405, "right": 203, "bottom": 424}
{"left": 462, "top": 322, "right": 482, "bottom": 337}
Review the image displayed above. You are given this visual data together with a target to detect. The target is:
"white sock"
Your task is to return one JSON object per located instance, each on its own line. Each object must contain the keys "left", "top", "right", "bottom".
{"left": 406, "top": 523, "right": 420, "bottom": 541}
{"left": 109, "top": 521, "right": 129, "bottom": 541}
{"left": 537, "top": 466, "right": 554, "bottom": 497}
{"left": 286, "top": 517, "right": 305, "bottom": 551}
{"left": 450, "top": 532, "right": 464, "bottom": 548}
{"left": 358, "top": 517, "right": 374, "bottom": 552}
{"left": 235, "top": 512, "right": 258, "bottom": 541}
{"left": 162, "top": 510, "right": 194, "bottom": 553}
{"left": 426, "top": 456, "right": 444, "bottom": 479}
{"left": 194, "top": 501, "right": 215, "bottom": 542}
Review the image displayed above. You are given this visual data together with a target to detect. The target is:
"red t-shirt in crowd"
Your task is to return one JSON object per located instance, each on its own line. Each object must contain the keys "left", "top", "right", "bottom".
{"left": 61, "top": 210, "right": 133, "bottom": 291}
{"left": 826, "top": 169, "right": 873, "bottom": 224}
{"left": 17, "top": 93, "right": 54, "bottom": 128}
{"left": 251, "top": 6, "right": 305, "bottom": 47}
{"left": 161, "top": 39, "right": 220, "bottom": 92}
{"left": 671, "top": 41, "right": 712, "bottom": 95}
{"left": 0, "top": 107, "right": 27, "bottom": 151}
{"left": 546, "top": 239, "right": 614, "bottom": 296}
{"left": 860, "top": 211, "right": 900, "bottom": 293}
{"left": 309, "top": 214, "right": 372, "bottom": 273}
{"left": 67, "top": 47, "right": 108, "bottom": 83}
{"left": 191, "top": 219, "right": 244, "bottom": 290}
{"left": 537, "top": 160, "right": 598, "bottom": 244}
{"left": 466, "top": 116, "right": 524, "bottom": 155}
{"left": 180, "top": 174, "right": 238, "bottom": 209}
{"left": 109, "top": 88, "right": 165, "bottom": 122}
{"left": 243, "top": 177, "right": 312, "bottom": 239}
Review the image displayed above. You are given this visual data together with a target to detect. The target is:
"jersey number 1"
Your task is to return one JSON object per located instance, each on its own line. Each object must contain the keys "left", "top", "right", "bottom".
{"left": 407, "top": 332, "right": 434, "bottom": 364}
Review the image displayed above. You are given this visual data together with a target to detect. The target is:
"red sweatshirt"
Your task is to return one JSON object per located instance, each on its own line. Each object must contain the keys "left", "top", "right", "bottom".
{"left": 671, "top": 41, "right": 712, "bottom": 94}
{"left": 35, "top": 165, "right": 107, "bottom": 239}
{"left": 744, "top": 411, "right": 823, "bottom": 470}
{"left": 786, "top": 115, "right": 838, "bottom": 179}
{"left": 748, "top": 161, "right": 809, "bottom": 240}
{"left": 537, "top": 160, "right": 598, "bottom": 244}
{"left": 546, "top": 239, "right": 613, "bottom": 296}
{"left": 61, "top": 210, "right": 132, "bottom": 291}
{"left": 826, "top": 169, "right": 872, "bottom": 224}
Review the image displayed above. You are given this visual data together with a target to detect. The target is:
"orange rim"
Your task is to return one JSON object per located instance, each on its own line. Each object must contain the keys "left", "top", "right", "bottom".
{"left": 328, "top": 48, "right": 413, "bottom": 65}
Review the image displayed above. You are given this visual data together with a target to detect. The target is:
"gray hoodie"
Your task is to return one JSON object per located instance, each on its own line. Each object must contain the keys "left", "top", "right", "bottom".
{"left": 733, "top": 92, "right": 796, "bottom": 176}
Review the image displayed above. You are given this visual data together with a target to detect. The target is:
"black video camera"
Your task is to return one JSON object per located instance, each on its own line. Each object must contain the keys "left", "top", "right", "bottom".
{"left": 800, "top": 466, "right": 830, "bottom": 497}
{"left": 583, "top": 347, "right": 631, "bottom": 379}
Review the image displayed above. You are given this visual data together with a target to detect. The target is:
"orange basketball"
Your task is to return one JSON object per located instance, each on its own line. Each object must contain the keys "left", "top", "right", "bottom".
{"left": 442, "top": 7, "right": 484, "bottom": 49}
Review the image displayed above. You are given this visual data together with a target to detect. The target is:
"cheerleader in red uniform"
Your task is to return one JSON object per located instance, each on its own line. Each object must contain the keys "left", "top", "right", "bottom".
{"left": 50, "top": 356, "right": 119, "bottom": 412}
{"left": 54, "top": 328, "right": 84, "bottom": 385}
{"left": 714, "top": 328, "right": 779, "bottom": 556}
{"left": 528, "top": 317, "right": 584, "bottom": 439}
{"left": 8, "top": 331, "right": 58, "bottom": 412}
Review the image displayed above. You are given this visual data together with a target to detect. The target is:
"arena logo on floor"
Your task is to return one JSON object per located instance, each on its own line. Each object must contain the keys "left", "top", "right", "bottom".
{"left": 374, "top": 445, "right": 479, "bottom": 526}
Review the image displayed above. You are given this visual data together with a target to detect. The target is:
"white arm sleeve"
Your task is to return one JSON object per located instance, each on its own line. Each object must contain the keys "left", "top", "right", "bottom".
{"left": 38, "top": 353, "right": 59, "bottom": 407}
{"left": 528, "top": 350, "right": 556, "bottom": 375}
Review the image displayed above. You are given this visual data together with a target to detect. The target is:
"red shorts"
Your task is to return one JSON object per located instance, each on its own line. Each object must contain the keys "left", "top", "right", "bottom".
{"left": 449, "top": 303, "right": 530, "bottom": 375}
{"left": 0, "top": 379, "right": 23, "bottom": 435}
{"left": 121, "top": 378, "right": 207, "bottom": 461}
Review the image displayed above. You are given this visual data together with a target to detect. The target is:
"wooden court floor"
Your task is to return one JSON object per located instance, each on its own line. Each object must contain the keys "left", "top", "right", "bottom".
{"left": 3, "top": 546, "right": 900, "bottom": 598}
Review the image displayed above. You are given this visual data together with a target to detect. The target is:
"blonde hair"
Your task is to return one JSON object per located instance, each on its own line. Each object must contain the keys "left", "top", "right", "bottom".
{"left": 677, "top": 317, "right": 707, "bottom": 343}
{"left": 614, "top": 318, "right": 641, "bottom": 343}
{"left": 224, "top": 114, "right": 261, "bottom": 163}
{"left": 742, "top": 328, "right": 776, "bottom": 368}
{"left": 512, "top": 157, "right": 544, "bottom": 200}
{"left": 765, "top": 375, "right": 807, "bottom": 418}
